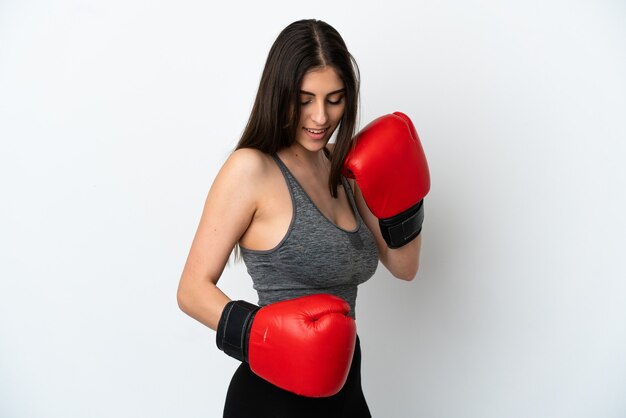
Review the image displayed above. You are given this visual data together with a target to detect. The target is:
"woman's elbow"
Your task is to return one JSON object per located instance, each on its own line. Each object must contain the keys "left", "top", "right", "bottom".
{"left": 176, "top": 281, "right": 193, "bottom": 314}
{"left": 394, "top": 269, "right": 417, "bottom": 281}
{"left": 392, "top": 261, "right": 419, "bottom": 281}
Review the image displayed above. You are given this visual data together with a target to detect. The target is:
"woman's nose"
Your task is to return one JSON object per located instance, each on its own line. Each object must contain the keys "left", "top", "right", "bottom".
{"left": 311, "top": 102, "right": 328, "bottom": 126}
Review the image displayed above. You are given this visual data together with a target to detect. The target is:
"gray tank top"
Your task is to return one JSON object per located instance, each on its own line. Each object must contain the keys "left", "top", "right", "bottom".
{"left": 240, "top": 154, "right": 379, "bottom": 318}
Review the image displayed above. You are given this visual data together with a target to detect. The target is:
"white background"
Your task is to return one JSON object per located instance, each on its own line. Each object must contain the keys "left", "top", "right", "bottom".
{"left": 1, "top": 1, "right": 625, "bottom": 417}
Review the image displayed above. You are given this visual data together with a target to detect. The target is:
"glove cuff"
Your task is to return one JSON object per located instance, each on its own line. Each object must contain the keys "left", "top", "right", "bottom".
{"left": 216, "top": 300, "right": 260, "bottom": 362}
{"left": 379, "top": 200, "right": 424, "bottom": 249}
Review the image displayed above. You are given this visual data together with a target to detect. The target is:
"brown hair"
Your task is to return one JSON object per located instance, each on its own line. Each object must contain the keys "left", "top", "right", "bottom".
{"left": 236, "top": 19, "right": 360, "bottom": 198}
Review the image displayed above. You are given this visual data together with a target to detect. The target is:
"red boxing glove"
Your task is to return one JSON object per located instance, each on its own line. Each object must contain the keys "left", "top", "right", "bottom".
{"left": 216, "top": 294, "right": 356, "bottom": 397}
{"left": 343, "top": 112, "right": 430, "bottom": 248}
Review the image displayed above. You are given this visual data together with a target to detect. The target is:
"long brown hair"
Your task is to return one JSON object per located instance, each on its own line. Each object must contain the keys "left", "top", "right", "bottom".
{"left": 236, "top": 19, "right": 360, "bottom": 198}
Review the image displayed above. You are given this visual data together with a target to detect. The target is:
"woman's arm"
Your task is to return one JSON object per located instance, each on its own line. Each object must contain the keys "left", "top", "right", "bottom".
{"left": 352, "top": 179, "right": 421, "bottom": 281}
{"left": 177, "top": 148, "right": 266, "bottom": 330}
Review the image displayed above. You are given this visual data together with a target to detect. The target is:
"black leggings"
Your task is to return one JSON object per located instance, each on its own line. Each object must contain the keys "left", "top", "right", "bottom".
{"left": 223, "top": 336, "right": 371, "bottom": 418}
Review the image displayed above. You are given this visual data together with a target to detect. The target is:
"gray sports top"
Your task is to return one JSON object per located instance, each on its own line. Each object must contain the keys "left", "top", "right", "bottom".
{"left": 240, "top": 154, "right": 379, "bottom": 318}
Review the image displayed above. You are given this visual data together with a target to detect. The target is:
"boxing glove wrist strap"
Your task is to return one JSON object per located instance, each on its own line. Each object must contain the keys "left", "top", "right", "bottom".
{"left": 216, "top": 300, "right": 260, "bottom": 362}
{"left": 379, "top": 200, "right": 424, "bottom": 249}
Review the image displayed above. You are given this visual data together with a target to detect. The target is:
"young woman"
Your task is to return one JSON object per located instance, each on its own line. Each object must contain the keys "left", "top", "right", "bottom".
{"left": 177, "top": 19, "right": 428, "bottom": 417}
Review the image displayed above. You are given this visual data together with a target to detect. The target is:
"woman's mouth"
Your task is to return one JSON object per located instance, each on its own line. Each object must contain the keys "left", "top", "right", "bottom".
{"left": 303, "top": 127, "right": 328, "bottom": 140}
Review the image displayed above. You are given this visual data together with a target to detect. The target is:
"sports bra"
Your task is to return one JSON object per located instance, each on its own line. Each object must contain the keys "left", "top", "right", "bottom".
{"left": 240, "top": 154, "right": 379, "bottom": 318}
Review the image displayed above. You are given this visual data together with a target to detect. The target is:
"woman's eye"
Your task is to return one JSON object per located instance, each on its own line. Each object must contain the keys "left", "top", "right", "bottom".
{"left": 328, "top": 97, "right": 344, "bottom": 105}
{"left": 300, "top": 96, "right": 344, "bottom": 106}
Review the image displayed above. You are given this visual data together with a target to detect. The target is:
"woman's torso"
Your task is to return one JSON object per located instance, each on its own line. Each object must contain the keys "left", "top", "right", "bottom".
{"left": 238, "top": 150, "right": 378, "bottom": 318}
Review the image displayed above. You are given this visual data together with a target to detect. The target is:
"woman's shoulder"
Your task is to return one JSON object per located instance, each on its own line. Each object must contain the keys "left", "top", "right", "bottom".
{"left": 221, "top": 148, "right": 275, "bottom": 181}
{"left": 208, "top": 148, "right": 276, "bottom": 214}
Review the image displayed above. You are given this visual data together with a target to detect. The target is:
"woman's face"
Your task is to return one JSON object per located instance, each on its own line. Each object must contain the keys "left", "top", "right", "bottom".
{"left": 295, "top": 66, "right": 346, "bottom": 153}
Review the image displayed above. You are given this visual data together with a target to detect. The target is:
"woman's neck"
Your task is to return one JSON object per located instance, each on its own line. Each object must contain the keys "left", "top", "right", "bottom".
{"left": 280, "top": 143, "right": 330, "bottom": 173}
